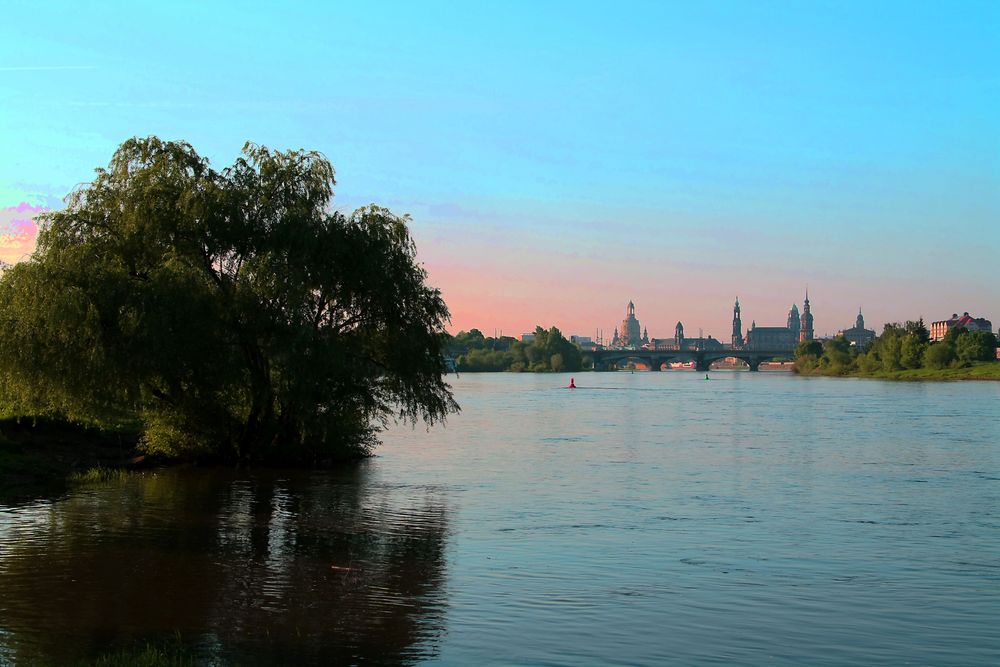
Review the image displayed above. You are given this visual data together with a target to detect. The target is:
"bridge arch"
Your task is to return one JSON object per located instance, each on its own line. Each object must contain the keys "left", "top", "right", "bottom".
{"left": 585, "top": 348, "right": 792, "bottom": 372}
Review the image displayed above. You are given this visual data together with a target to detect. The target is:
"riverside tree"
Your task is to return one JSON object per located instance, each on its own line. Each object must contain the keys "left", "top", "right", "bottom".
{"left": 0, "top": 138, "right": 457, "bottom": 463}
{"left": 452, "top": 325, "right": 583, "bottom": 372}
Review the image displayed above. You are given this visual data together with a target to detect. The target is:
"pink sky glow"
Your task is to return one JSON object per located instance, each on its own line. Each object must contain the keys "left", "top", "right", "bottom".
{"left": 0, "top": 203, "right": 45, "bottom": 265}
{"left": 0, "top": 199, "right": 993, "bottom": 341}
{"left": 410, "top": 222, "right": 997, "bottom": 342}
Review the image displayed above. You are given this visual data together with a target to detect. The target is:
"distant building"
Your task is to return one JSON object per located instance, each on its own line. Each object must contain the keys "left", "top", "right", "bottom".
{"left": 732, "top": 298, "right": 743, "bottom": 348}
{"left": 684, "top": 335, "right": 723, "bottom": 351}
{"left": 519, "top": 332, "right": 536, "bottom": 343}
{"left": 736, "top": 294, "right": 808, "bottom": 353}
{"left": 838, "top": 308, "right": 876, "bottom": 348}
{"left": 648, "top": 321, "right": 686, "bottom": 350}
{"left": 649, "top": 322, "right": 723, "bottom": 351}
{"left": 787, "top": 304, "right": 800, "bottom": 340}
{"left": 799, "top": 290, "right": 814, "bottom": 342}
{"left": 744, "top": 321, "right": 798, "bottom": 352}
{"left": 929, "top": 312, "right": 994, "bottom": 341}
{"left": 611, "top": 300, "right": 645, "bottom": 348}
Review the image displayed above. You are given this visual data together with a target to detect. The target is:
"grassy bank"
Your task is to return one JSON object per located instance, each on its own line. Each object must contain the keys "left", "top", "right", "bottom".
{"left": 0, "top": 417, "right": 144, "bottom": 502}
{"left": 795, "top": 360, "right": 1000, "bottom": 381}
{"left": 84, "top": 642, "right": 196, "bottom": 667}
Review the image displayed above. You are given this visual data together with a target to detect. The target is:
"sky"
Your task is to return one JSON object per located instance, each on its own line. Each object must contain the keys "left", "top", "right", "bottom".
{"left": 2, "top": 1, "right": 998, "bottom": 339}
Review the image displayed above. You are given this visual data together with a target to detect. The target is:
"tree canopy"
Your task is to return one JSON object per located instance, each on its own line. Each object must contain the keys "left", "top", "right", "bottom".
{"left": 794, "top": 320, "right": 998, "bottom": 376}
{"left": 448, "top": 326, "right": 583, "bottom": 372}
{"left": 0, "top": 137, "right": 457, "bottom": 463}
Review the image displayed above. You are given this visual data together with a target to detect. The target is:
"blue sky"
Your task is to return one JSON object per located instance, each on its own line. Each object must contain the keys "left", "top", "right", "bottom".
{"left": 2, "top": 1, "right": 998, "bottom": 337}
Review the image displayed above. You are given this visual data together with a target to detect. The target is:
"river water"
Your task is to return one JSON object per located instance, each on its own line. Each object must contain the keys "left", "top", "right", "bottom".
{"left": 1, "top": 372, "right": 998, "bottom": 665}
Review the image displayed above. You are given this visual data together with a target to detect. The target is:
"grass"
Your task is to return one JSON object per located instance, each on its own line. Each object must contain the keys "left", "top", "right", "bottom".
{"left": 67, "top": 465, "right": 137, "bottom": 485}
{"left": 797, "top": 360, "right": 1000, "bottom": 381}
{"left": 0, "top": 416, "right": 143, "bottom": 502}
{"left": 862, "top": 362, "right": 1000, "bottom": 381}
{"left": 86, "top": 644, "right": 198, "bottom": 667}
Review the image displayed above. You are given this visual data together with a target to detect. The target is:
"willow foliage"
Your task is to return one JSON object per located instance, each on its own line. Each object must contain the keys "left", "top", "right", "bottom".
{"left": 0, "top": 138, "right": 457, "bottom": 462}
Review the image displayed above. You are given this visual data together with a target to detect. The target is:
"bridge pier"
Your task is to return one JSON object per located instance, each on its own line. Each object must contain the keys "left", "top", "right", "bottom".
{"left": 648, "top": 357, "right": 661, "bottom": 371}
{"left": 747, "top": 359, "right": 761, "bottom": 372}
{"left": 694, "top": 354, "right": 711, "bottom": 373}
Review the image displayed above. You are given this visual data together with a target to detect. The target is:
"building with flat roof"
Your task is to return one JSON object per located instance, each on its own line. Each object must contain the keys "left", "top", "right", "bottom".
{"left": 744, "top": 323, "right": 798, "bottom": 352}
{"left": 736, "top": 293, "right": 809, "bottom": 353}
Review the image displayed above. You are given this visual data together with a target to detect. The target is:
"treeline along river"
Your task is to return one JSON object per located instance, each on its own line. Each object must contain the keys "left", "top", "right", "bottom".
{"left": 1, "top": 372, "right": 999, "bottom": 665}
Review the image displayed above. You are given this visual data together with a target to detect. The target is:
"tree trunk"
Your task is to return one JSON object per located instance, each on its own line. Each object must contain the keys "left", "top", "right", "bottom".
{"left": 238, "top": 339, "right": 273, "bottom": 462}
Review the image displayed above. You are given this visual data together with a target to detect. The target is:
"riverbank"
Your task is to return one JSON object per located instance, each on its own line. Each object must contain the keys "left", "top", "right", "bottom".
{"left": 0, "top": 417, "right": 145, "bottom": 502}
{"left": 794, "top": 360, "right": 1000, "bottom": 381}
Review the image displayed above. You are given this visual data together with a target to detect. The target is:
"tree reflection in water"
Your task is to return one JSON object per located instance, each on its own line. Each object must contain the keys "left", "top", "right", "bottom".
{"left": 0, "top": 464, "right": 450, "bottom": 665}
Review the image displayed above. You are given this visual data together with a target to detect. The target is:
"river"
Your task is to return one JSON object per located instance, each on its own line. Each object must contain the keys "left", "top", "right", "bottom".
{"left": 1, "top": 372, "right": 998, "bottom": 665}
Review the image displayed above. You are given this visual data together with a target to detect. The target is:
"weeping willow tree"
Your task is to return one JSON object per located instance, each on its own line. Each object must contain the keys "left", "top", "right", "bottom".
{"left": 0, "top": 137, "right": 457, "bottom": 463}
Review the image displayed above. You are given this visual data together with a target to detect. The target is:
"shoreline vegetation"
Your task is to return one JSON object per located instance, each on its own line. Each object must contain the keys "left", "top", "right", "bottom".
{"left": 448, "top": 327, "right": 583, "bottom": 372}
{"left": 792, "top": 320, "right": 1000, "bottom": 381}
{"left": 795, "top": 360, "right": 1000, "bottom": 381}
{"left": 0, "top": 417, "right": 147, "bottom": 502}
{"left": 0, "top": 138, "right": 456, "bottom": 474}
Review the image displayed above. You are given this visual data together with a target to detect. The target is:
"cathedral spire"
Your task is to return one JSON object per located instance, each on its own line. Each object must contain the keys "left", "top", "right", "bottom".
{"left": 799, "top": 288, "right": 814, "bottom": 342}
{"left": 732, "top": 296, "right": 743, "bottom": 349}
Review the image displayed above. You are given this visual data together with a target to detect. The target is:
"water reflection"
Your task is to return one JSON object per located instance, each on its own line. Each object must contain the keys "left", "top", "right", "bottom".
{"left": 3, "top": 375, "right": 999, "bottom": 665}
{"left": 0, "top": 464, "right": 450, "bottom": 665}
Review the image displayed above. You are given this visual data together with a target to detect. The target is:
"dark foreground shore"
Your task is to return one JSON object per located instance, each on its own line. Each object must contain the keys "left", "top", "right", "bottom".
{"left": 0, "top": 418, "right": 145, "bottom": 502}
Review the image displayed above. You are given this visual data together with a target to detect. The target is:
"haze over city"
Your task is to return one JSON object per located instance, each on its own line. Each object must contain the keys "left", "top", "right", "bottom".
{"left": 2, "top": 1, "right": 997, "bottom": 338}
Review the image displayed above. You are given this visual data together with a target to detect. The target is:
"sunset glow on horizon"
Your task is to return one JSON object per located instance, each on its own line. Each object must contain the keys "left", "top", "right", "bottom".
{"left": 2, "top": 1, "right": 997, "bottom": 339}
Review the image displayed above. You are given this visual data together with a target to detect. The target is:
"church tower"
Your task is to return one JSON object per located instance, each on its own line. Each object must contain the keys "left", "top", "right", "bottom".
{"left": 674, "top": 321, "right": 684, "bottom": 349}
{"left": 732, "top": 297, "right": 743, "bottom": 348}
{"left": 787, "top": 303, "right": 800, "bottom": 340}
{"left": 799, "top": 289, "right": 814, "bottom": 342}
{"left": 856, "top": 307, "right": 865, "bottom": 330}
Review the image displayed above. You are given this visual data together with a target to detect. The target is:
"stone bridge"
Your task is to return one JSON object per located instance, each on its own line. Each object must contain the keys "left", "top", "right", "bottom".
{"left": 584, "top": 348, "right": 792, "bottom": 372}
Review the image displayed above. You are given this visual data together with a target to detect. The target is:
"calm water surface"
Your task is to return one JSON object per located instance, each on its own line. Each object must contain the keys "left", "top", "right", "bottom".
{"left": 1, "top": 372, "right": 999, "bottom": 665}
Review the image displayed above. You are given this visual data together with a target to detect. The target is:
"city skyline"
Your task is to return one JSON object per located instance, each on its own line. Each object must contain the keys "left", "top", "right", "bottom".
{"left": 476, "top": 294, "right": 982, "bottom": 346}
{"left": 2, "top": 2, "right": 997, "bottom": 338}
